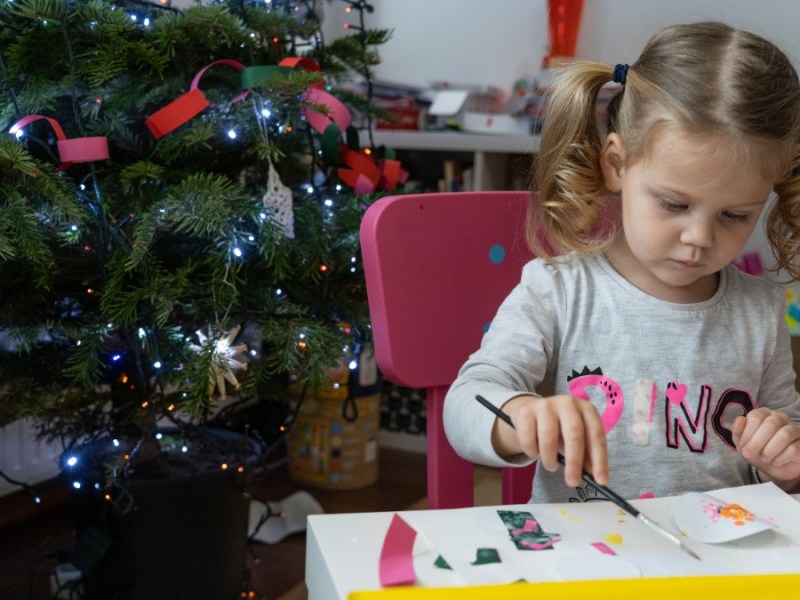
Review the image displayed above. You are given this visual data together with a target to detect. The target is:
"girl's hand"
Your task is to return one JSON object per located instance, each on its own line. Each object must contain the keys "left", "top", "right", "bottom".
{"left": 493, "top": 394, "right": 608, "bottom": 487}
{"left": 732, "top": 408, "right": 800, "bottom": 490}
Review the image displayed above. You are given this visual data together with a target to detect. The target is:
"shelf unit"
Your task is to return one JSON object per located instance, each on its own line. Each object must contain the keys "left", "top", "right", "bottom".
{"left": 359, "top": 130, "right": 541, "bottom": 191}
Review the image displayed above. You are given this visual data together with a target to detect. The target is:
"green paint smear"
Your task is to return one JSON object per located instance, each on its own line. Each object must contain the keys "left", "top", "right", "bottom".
{"left": 471, "top": 547, "right": 501, "bottom": 565}
{"left": 434, "top": 555, "right": 452, "bottom": 570}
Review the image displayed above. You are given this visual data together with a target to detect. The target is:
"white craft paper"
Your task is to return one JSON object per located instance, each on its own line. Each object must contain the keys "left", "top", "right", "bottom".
{"left": 401, "top": 483, "right": 800, "bottom": 587}
{"left": 554, "top": 551, "right": 641, "bottom": 581}
{"left": 673, "top": 491, "right": 774, "bottom": 543}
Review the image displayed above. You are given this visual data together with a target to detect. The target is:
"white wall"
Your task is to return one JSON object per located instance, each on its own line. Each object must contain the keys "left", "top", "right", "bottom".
{"left": 323, "top": 0, "right": 800, "bottom": 94}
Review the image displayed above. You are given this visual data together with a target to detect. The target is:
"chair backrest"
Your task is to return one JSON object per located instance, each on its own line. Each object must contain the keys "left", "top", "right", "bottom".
{"left": 360, "top": 191, "right": 536, "bottom": 508}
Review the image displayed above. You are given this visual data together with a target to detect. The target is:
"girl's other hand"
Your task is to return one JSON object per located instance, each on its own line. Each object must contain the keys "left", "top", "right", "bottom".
{"left": 494, "top": 394, "right": 608, "bottom": 487}
{"left": 732, "top": 408, "right": 800, "bottom": 490}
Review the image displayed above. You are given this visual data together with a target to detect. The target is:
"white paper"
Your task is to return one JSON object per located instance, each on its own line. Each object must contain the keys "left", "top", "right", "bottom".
{"left": 401, "top": 483, "right": 800, "bottom": 587}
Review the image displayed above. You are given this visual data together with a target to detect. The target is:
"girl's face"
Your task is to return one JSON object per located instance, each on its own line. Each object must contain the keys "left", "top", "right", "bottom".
{"left": 601, "top": 128, "right": 775, "bottom": 303}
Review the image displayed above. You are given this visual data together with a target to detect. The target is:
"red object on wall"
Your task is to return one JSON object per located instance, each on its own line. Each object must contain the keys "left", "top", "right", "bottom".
{"left": 546, "top": 0, "right": 584, "bottom": 64}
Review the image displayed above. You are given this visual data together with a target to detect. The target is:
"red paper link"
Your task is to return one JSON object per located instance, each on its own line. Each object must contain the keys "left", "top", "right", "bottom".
{"left": 9, "top": 115, "right": 109, "bottom": 170}
{"left": 146, "top": 59, "right": 249, "bottom": 140}
{"left": 278, "top": 57, "right": 324, "bottom": 89}
{"left": 338, "top": 148, "right": 381, "bottom": 195}
{"left": 377, "top": 158, "right": 409, "bottom": 192}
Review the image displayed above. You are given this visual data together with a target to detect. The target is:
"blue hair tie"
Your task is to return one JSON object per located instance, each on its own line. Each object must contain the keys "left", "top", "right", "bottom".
{"left": 612, "top": 63, "right": 629, "bottom": 85}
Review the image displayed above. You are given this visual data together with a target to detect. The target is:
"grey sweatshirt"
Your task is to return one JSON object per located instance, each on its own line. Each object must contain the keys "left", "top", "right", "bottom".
{"left": 444, "top": 252, "right": 800, "bottom": 503}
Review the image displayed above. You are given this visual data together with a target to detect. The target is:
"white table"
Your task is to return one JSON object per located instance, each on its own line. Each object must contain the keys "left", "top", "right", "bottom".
{"left": 306, "top": 485, "right": 800, "bottom": 600}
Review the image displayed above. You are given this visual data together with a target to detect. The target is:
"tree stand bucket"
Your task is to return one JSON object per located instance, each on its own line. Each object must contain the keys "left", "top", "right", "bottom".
{"left": 287, "top": 343, "right": 381, "bottom": 489}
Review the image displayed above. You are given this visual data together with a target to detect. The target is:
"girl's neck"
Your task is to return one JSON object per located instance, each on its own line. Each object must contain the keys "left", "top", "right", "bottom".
{"left": 604, "top": 236, "right": 720, "bottom": 304}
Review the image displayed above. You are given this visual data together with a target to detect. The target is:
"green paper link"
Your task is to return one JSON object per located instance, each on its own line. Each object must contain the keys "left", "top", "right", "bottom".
{"left": 240, "top": 65, "right": 294, "bottom": 91}
{"left": 345, "top": 125, "right": 361, "bottom": 153}
{"left": 320, "top": 122, "right": 342, "bottom": 165}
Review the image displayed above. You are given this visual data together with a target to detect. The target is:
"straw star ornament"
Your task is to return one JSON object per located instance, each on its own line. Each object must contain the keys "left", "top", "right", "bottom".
{"left": 190, "top": 325, "right": 249, "bottom": 398}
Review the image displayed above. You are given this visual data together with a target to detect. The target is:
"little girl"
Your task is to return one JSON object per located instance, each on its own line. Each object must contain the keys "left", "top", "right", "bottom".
{"left": 444, "top": 21, "right": 800, "bottom": 503}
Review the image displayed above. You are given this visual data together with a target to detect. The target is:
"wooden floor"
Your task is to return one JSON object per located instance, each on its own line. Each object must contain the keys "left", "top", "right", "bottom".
{"left": 0, "top": 446, "right": 428, "bottom": 600}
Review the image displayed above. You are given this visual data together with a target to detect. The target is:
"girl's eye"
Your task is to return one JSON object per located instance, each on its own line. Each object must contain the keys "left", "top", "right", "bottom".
{"left": 658, "top": 199, "right": 685, "bottom": 213}
{"left": 722, "top": 212, "right": 749, "bottom": 224}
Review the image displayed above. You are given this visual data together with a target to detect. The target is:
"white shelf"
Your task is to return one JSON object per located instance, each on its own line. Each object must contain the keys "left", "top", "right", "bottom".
{"left": 360, "top": 129, "right": 540, "bottom": 154}
{"left": 358, "top": 130, "right": 539, "bottom": 191}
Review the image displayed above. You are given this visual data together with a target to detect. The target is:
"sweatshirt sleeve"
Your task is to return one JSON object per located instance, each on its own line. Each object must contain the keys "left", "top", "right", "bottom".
{"left": 757, "top": 284, "right": 800, "bottom": 422}
{"left": 443, "top": 259, "right": 563, "bottom": 467}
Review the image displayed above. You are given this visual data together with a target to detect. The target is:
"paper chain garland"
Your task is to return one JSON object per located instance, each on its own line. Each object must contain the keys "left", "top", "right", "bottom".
{"left": 9, "top": 115, "right": 109, "bottom": 172}
{"left": 8, "top": 57, "right": 406, "bottom": 194}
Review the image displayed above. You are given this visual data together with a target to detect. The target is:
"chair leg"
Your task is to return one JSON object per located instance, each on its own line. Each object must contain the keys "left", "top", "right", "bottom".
{"left": 426, "top": 386, "right": 473, "bottom": 509}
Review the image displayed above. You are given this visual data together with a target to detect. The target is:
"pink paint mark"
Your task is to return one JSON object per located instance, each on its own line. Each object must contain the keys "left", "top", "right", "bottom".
{"left": 591, "top": 542, "right": 616, "bottom": 555}
{"left": 637, "top": 491, "right": 655, "bottom": 499}
{"left": 520, "top": 537, "right": 561, "bottom": 550}
{"left": 379, "top": 513, "right": 417, "bottom": 587}
{"left": 511, "top": 519, "right": 539, "bottom": 536}
{"left": 649, "top": 381, "right": 657, "bottom": 422}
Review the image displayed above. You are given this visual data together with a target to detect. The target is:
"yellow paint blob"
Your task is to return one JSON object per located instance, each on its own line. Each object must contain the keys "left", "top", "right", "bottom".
{"left": 558, "top": 509, "right": 581, "bottom": 523}
{"left": 603, "top": 533, "right": 623, "bottom": 546}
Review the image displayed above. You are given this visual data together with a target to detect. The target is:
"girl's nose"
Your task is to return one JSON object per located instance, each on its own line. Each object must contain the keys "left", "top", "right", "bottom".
{"left": 680, "top": 219, "right": 714, "bottom": 248}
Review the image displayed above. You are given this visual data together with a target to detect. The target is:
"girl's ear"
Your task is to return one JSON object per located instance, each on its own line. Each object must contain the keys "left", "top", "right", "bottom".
{"left": 600, "top": 133, "right": 625, "bottom": 192}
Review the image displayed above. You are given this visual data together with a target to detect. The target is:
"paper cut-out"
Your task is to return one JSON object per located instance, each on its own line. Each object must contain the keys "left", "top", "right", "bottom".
{"left": 471, "top": 548, "right": 501, "bottom": 565}
{"left": 673, "top": 491, "right": 774, "bottom": 543}
{"left": 433, "top": 555, "right": 452, "bottom": 570}
{"left": 379, "top": 513, "right": 417, "bottom": 586}
{"left": 591, "top": 542, "right": 616, "bottom": 555}
{"left": 498, "top": 510, "right": 561, "bottom": 550}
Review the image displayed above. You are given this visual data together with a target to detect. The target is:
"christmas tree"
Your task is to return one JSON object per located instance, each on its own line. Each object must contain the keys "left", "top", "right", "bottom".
{"left": 0, "top": 0, "right": 398, "bottom": 492}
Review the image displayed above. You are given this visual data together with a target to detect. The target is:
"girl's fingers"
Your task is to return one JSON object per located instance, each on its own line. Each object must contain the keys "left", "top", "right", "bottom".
{"left": 582, "top": 404, "right": 608, "bottom": 485}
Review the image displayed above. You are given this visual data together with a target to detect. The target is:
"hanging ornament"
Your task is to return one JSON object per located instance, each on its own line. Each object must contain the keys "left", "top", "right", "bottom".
{"left": 190, "top": 325, "right": 249, "bottom": 398}
{"left": 262, "top": 161, "right": 295, "bottom": 238}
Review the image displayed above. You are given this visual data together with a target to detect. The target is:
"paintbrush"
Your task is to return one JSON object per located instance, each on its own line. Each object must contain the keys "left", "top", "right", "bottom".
{"left": 474, "top": 394, "right": 701, "bottom": 560}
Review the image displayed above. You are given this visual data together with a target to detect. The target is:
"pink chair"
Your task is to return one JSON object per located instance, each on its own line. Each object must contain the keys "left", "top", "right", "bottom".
{"left": 360, "top": 191, "right": 536, "bottom": 509}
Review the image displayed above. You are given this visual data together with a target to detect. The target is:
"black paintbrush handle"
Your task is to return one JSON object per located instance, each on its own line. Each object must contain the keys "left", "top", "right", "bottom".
{"left": 474, "top": 394, "right": 641, "bottom": 518}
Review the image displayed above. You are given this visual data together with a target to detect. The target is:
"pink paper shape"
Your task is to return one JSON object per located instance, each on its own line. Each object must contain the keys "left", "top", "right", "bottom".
{"left": 591, "top": 542, "right": 616, "bottom": 555}
{"left": 379, "top": 513, "right": 417, "bottom": 587}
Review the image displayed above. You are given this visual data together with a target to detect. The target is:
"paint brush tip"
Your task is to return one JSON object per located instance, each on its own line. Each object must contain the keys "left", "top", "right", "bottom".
{"left": 683, "top": 544, "right": 702, "bottom": 561}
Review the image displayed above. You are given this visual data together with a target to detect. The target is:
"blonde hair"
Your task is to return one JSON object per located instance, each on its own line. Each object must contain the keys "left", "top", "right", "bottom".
{"left": 529, "top": 21, "right": 800, "bottom": 279}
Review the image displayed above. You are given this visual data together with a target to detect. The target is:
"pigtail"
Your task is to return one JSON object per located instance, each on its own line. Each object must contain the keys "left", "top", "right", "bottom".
{"left": 528, "top": 61, "right": 618, "bottom": 259}
{"left": 768, "top": 144, "right": 800, "bottom": 280}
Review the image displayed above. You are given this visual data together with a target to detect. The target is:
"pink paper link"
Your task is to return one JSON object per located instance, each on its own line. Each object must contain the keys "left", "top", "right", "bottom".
{"left": 190, "top": 59, "right": 250, "bottom": 107}
{"left": 9, "top": 115, "right": 109, "bottom": 170}
{"left": 303, "top": 87, "right": 352, "bottom": 135}
{"left": 379, "top": 513, "right": 417, "bottom": 587}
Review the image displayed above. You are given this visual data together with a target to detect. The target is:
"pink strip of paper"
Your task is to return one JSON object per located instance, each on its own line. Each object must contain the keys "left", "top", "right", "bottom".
{"left": 379, "top": 513, "right": 417, "bottom": 587}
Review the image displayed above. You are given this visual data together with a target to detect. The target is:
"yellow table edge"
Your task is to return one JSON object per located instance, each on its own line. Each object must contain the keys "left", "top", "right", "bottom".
{"left": 349, "top": 573, "right": 800, "bottom": 599}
